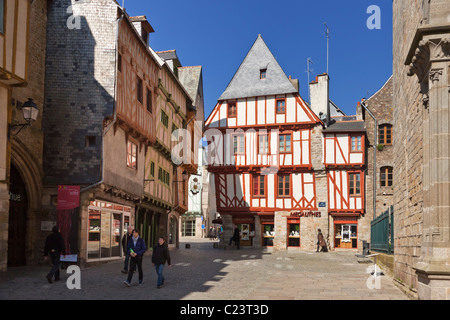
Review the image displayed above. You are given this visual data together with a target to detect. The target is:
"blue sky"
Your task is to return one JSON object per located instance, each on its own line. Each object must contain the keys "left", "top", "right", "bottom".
{"left": 123, "top": 0, "right": 392, "bottom": 118}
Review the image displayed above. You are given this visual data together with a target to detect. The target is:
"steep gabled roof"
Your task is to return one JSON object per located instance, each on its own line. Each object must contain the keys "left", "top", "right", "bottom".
{"left": 218, "top": 34, "right": 298, "bottom": 101}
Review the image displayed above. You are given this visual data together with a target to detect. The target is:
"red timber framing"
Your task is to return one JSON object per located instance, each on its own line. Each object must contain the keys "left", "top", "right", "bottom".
{"left": 326, "top": 169, "right": 365, "bottom": 214}
{"left": 323, "top": 133, "right": 365, "bottom": 168}
{"left": 214, "top": 171, "right": 317, "bottom": 213}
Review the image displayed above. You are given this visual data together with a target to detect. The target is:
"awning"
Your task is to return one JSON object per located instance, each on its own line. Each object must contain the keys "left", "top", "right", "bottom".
{"left": 212, "top": 218, "right": 222, "bottom": 225}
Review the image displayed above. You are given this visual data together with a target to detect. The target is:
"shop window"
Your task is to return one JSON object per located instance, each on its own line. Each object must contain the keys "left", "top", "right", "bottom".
{"left": 262, "top": 223, "right": 274, "bottom": 247}
{"left": 334, "top": 224, "right": 357, "bottom": 249}
{"left": 287, "top": 219, "right": 300, "bottom": 247}
{"left": 380, "top": 166, "right": 393, "bottom": 187}
{"left": 182, "top": 219, "right": 196, "bottom": 237}
{"left": 88, "top": 203, "right": 131, "bottom": 260}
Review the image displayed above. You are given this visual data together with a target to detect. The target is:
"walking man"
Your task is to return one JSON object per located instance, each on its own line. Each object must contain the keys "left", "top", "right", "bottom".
{"left": 152, "top": 236, "right": 172, "bottom": 289}
{"left": 44, "top": 225, "right": 66, "bottom": 283}
{"left": 123, "top": 229, "right": 146, "bottom": 286}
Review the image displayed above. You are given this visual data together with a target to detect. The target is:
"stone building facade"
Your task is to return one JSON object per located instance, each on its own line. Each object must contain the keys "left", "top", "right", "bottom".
{"left": 1, "top": 0, "right": 47, "bottom": 271}
{"left": 393, "top": 0, "right": 450, "bottom": 299}
{"left": 360, "top": 77, "right": 394, "bottom": 221}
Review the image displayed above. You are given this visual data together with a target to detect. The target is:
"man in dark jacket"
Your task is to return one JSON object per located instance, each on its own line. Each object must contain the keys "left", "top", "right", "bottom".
{"left": 152, "top": 236, "right": 172, "bottom": 288}
{"left": 123, "top": 229, "right": 146, "bottom": 286}
{"left": 121, "top": 226, "right": 133, "bottom": 274}
{"left": 44, "top": 226, "right": 66, "bottom": 283}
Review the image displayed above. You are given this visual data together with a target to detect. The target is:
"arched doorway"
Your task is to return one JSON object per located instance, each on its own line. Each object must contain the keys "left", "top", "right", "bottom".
{"left": 8, "top": 164, "right": 28, "bottom": 267}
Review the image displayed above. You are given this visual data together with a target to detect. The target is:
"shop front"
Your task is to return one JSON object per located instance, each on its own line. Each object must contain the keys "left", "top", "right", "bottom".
{"left": 260, "top": 215, "right": 274, "bottom": 247}
{"left": 87, "top": 200, "right": 132, "bottom": 261}
{"left": 332, "top": 216, "right": 359, "bottom": 249}
{"left": 233, "top": 216, "right": 255, "bottom": 247}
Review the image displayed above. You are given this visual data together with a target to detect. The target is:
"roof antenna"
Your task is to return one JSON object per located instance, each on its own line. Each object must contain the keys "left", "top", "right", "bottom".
{"left": 122, "top": 0, "right": 125, "bottom": 9}
{"left": 306, "top": 58, "right": 314, "bottom": 103}
{"left": 324, "top": 22, "right": 330, "bottom": 75}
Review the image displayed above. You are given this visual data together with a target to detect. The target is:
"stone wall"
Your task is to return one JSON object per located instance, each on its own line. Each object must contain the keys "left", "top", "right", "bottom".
{"left": 392, "top": 0, "right": 426, "bottom": 291}
{"left": 363, "top": 77, "right": 394, "bottom": 221}
{"left": 43, "top": 0, "right": 118, "bottom": 185}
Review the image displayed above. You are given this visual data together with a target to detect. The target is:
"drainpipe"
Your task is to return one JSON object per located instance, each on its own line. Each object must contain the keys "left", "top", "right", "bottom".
{"left": 360, "top": 100, "right": 377, "bottom": 220}
{"left": 80, "top": 12, "right": 124, "bottom": 194}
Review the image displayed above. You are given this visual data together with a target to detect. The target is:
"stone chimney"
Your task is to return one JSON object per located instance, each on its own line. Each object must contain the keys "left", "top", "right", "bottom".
{"left": 309, "top": 73, "right": 330, "bottom": 125}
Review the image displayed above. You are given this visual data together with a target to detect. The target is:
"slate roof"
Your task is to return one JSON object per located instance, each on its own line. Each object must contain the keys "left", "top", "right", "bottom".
{"left": 322, "top": 120, "right": 366, "bottom": 133}
{"left": 218, "top": 34, "right": 298, "bottom": 101}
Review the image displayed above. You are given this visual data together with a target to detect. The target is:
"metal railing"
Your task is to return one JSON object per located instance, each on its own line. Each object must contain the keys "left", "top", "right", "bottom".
{"left": 370, "top": 206, "right": 394, "bottom": 254}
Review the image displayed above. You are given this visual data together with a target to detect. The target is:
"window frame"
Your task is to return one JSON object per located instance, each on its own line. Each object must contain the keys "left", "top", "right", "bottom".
{"left": 350, "top": 135, "right": 363, "bottom": 153}
{"left": 228, "top": 101, "right": 237, "bottom": 118}
{"left": 275, "top": 98, "right": 286, "bottom": 114}
{"left": 380, "top": 166, "right": 393, "bottom": 187}
{"left": 137, "top": 76, "right": 143, "bottom": 104}
{"left": 260, "top": 68, "right": 267, "bottom": 80}
{"left": 279, "top": 133, "right": 292, "bottom": 154}
{"left": 126, "top": 139, "right": 138, "bottom": 170}
{"left": 252, "top": 175, "right": 266, "bottom": 198}
{"left": 258, "top": 132, "right": 269, "bottom": 155}
{"left": 378, "top": 124, "right": 393, "bottom": 145}
{"left": 277, "top": 174, "right": 291, "bottom": 198}
{"left": 348, "top": 172, "right": 361, "bottom": 196}
{"left": 232, "top": 133, "right": 245, "bottom": 155}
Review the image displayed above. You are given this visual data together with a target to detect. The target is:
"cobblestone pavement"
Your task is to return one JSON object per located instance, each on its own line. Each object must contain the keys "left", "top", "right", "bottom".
{"left": 0, "top": 239, "right": 409, "bottom": 300}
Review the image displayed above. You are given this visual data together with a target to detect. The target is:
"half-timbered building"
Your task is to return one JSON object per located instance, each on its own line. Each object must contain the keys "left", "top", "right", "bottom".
{"left": 205, "top": 35, "right": 368, "bottom": 251}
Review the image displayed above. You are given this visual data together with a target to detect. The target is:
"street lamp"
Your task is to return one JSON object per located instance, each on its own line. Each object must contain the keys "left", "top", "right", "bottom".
{"left": 8, "top": 98, "right": 39, "bottom": 138}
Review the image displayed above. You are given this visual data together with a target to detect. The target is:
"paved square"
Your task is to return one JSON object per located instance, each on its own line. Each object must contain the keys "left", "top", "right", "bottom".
{"left": 0, "top": 239, "right": 409, "bottom": 300}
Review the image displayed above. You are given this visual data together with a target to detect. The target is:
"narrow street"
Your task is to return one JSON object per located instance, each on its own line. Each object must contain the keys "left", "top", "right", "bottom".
{"left": 0, "top": 239, "right": 408, "bottom": 300}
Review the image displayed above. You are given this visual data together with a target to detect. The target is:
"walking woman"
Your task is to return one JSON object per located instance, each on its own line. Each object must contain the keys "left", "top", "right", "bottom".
{"left": 123, "top": 229, "right": 146, "bottom": 286}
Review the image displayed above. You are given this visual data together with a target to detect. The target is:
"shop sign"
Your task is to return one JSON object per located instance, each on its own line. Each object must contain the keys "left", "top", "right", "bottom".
{"left": 9, "top": 192, "right": 21, "bottom": 202}
{"left": 290, "top": 211, "right": 321, "bottom": 218}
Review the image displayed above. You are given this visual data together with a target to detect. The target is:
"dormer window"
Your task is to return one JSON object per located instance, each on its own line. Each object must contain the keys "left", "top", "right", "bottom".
{"left": 260, "top": 68, "right": 267, "bottom": 79}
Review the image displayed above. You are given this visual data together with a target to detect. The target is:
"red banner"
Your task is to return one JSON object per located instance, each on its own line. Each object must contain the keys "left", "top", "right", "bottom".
{"left": 57, "top": 185, "right": 80, "bottom": 256}
{"left": 57, "top": 185, "right": 80, "bottom": 210}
